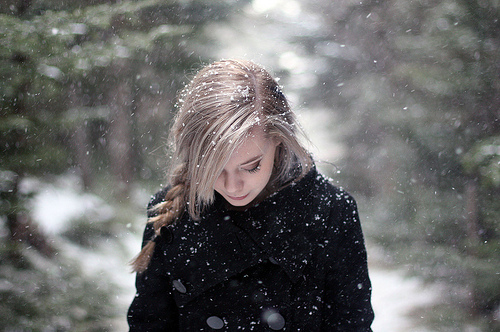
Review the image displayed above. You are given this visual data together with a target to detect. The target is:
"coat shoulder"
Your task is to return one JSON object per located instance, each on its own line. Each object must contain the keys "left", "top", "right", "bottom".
{"left": 309, "top": 171, "right": 358, "bottom": 211}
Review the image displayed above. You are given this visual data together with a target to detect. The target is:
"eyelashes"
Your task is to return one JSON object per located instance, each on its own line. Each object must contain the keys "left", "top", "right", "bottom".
{"left": 246, "top": 163, "right": 261, "bottom": 173}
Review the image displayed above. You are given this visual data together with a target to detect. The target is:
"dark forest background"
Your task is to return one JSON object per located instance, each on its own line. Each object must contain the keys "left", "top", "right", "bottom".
{"left": 1, "top": 0, "right": 498, "bottom": 330}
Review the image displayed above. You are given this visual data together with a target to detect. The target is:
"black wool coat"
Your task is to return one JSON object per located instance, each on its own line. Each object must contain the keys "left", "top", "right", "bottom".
{"left": 128, "top": 167, "right": 374, "bottom": 331}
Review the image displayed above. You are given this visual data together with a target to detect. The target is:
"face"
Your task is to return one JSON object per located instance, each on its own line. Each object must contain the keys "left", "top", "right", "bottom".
{"left": 214, "top": 129, "right": 278, "bottom": 207}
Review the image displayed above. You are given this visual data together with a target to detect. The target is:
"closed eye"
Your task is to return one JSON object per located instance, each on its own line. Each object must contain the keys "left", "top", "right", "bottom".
{"left": 241, "top": 159, "right": 262, "bottom": 173}
{"left": 245, "top": 162, "right": 261, "bottom": 173}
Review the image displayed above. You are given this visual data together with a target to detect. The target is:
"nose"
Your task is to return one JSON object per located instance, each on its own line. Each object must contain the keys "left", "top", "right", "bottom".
{"left": 224, "top": 172, "right": 243, "bottom": 194}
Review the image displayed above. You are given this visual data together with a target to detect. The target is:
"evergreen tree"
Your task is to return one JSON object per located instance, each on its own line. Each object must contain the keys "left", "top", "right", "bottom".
{"left": 300, "top": 0, "right": 499, "bottom": 328}
{"left": 0, "top": 0, "right": 246, "bottom": 329}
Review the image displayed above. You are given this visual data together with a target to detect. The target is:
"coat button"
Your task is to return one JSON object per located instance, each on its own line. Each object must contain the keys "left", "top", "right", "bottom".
{"left": 206, "top": 316, "right": 224, "bottom": 329}
{"left": 172, "top": 279, "right": 187, "bottom": 293}
{"left": 160, "top": 226, "right": 174, "bottom": 244}
{"left": 262, "top": 309, "right": 285, "bottom": 330}
{"left": 267, "top": 312, "right": 285, "bottom": 330}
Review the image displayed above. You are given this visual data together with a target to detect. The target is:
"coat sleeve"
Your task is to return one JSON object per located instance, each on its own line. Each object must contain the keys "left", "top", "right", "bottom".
{"left": 127, "top": 190, "right": 180, "bottom": 332}
{"left": 322, "top": 190, "right": 374, "bottom": 331}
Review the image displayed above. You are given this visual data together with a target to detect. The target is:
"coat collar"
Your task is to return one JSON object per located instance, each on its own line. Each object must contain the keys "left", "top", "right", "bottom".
{"left": 224, "top": 167, "right": 320, "bottom": 283}
{"left": 160, "top": 167, "right": 323, "bottom": 307}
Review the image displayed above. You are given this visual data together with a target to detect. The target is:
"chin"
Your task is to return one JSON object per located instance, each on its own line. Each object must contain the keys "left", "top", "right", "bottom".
{"left": 226, "top": 198, "right": 251, "bottom": 207}
{"left": 224, "top": 193, "right": 256, "bottom": 207}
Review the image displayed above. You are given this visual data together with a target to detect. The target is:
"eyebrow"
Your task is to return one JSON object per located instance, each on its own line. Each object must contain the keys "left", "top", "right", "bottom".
{"left": 240, "top": 155, "right": 263, "bottom": 167}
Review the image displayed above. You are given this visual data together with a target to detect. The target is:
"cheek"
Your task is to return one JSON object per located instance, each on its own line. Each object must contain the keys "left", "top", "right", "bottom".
{"left": 213, "top": 176, "right": 222, "bottom": 191}
{"left": 258, "top": 162, "right": 274, "bottom": 185}
{"left": 262, "top": 155, "right": 276, "bottom": 174}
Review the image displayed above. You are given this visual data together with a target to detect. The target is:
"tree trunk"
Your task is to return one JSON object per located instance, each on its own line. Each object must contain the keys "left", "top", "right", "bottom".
{"left": 68, "top": 85, "right": 93, "bottom": 190}
{"left": 464, "top": 178, "right": 481, "bottom": 245}
{"left": 107, "top": 60, "right": 133, "bottom": 197}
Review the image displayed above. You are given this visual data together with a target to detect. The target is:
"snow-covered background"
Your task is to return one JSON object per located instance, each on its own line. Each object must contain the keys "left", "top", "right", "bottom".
{"left": 4, "top": 0, "right": 498, "bottom": 330}
{"left": 27, "top": 0, "right": 448, "bottom": 330}
{"left": 31, "top": 172, "right": 441, "bottom": 331}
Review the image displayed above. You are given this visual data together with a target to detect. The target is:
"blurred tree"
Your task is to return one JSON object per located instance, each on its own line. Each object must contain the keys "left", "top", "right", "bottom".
{"left": 1, "top": 0, "right": 241, "bottom": 235}
{"left": 1, "top": 0, "right": 247, "bottom": 329}
{"left": 300, "top": 0, "right": 499, "bottom": 329}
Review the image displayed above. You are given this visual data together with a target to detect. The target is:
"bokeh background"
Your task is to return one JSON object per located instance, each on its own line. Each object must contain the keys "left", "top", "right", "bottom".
{"left": 1, "top": 0, "right": 498, "bottom": 330}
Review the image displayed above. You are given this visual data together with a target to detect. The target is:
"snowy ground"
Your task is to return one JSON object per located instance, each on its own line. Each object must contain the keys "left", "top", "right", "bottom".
{"left": 368, "top": 247, "right": 440, "bottom": 332}
{"left": 31, "top": 176, "right": 441, "bottom": 331}
{"left": 30, "top": 174, "right": 141, "bottom": 331}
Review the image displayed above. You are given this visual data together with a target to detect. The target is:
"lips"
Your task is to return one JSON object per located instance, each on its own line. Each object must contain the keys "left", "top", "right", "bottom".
{"left": 227, "top": 193, "right": 249, "bottom": 201}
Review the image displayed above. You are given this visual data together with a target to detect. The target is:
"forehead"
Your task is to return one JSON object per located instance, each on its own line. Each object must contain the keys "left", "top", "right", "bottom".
{"left": 230, "top": 128, "right": 269, "bottom": 160}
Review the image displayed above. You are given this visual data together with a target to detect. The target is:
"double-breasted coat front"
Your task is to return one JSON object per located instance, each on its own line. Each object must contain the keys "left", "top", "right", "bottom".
{"left": 128, "top": 167, "right": 374, "bottom": 331}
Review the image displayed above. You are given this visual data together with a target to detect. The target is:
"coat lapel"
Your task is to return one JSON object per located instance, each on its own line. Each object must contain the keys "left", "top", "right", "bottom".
{"left": 160, "top": 206, "right": 266, "bottom": 308}
{"left": 160, "top": 168, "right": 320, "bottom": 307}
{"left": 228, "top": 169, "right": 318, "bottom": 284}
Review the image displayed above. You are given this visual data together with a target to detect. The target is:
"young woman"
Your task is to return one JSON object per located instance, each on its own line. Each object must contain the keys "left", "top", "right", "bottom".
{"left": 128, "top": 59, "right": 374, "bottom": 331}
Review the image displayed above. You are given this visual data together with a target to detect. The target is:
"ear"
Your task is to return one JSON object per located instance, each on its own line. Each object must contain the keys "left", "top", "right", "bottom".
{"left": 272, "top": 137, "right": 282, "bottom": 147}
{"left": 273, "top": 141, "right": 283, "bottom": 165}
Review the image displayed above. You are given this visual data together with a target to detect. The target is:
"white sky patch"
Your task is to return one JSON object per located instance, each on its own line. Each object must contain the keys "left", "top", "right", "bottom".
{"left": 279, "top": 51, "right": 306, "bottom": 72}
{"left": 297, "top": 108, "right": 345, "bottom": 165}
{"left": 252, "top": 0, "right": 301, "bottom": 17}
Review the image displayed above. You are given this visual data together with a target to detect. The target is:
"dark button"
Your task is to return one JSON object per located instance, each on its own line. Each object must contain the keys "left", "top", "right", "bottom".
{"left": 262, "top": 309, "right": 285, "bottom": 330}
{"left": 268, "top": 257, "right": 279, "bottom": 265}
{"left": 206, "top": 316, "right": 224, "bottom": 329}
{"left": 267, "top": 312, "right": 285, "bottom": 330}
{"left": 160, "top": 226, "right": 174, "bottom": 244}
{"left": 172, "top": 279, "right": 187, "bottom": 293}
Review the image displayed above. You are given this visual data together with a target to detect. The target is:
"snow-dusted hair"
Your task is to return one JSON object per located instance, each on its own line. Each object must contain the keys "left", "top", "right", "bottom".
{"left": 131, "top": 59, "right": 312, "bottom": 273}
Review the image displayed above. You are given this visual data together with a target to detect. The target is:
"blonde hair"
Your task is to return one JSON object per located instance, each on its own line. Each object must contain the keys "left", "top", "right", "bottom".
{"left": 131, "top": 59, "right": 312, "bottom": 273}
